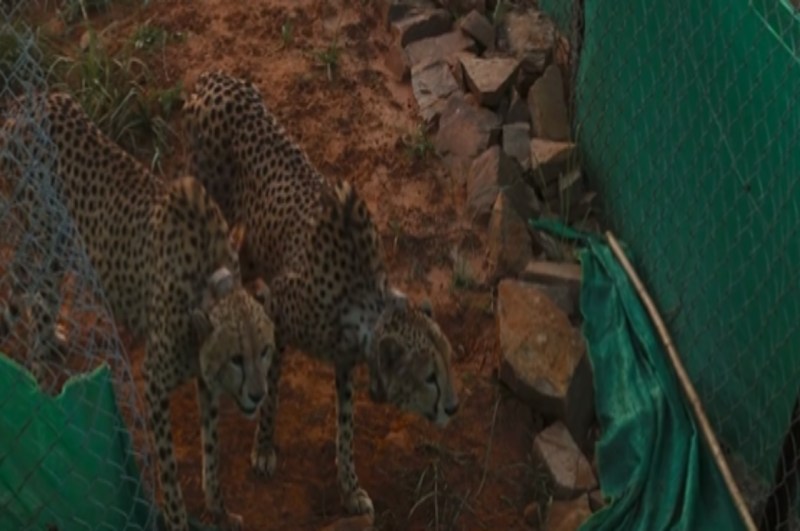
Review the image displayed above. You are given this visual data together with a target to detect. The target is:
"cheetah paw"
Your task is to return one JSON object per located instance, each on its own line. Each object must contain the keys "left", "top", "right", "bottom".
{"left": 250, "top": 445, "right": 277, "bottom": 477}
{"left": 344, "top": 488, "right": 374, "bottom": 516}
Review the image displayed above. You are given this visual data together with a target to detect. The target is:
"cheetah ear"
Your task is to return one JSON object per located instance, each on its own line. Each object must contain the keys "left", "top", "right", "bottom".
{"left": 209, "top": 266, "right": 235, "bottom": 299}
{"left": 370, "top": 335, "right": 407, "bottom": 403}
{"left": 253, "top": 278, "right": 272, "bottom": 314}
{"left": 376, "top": 335, "right": 407, "bottom": 374}
{"left": 386, "top": 288, "right": 408, "bottom": 313}
{"left": 191, "top": 309, "right": 214, "bottom": 343}
{"left": 228, "top": 222, "right": 247, "bottom": 254}
{"left": 420, "top": 298, "right": 433, "bottom": 318}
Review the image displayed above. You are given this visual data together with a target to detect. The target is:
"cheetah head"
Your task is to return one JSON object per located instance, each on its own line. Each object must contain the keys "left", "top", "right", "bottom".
{"left": 191, "top": 229, "right": 276, "bottom": 418}
{"left": 368, "top": 290, "right": 459, "bottom": 427}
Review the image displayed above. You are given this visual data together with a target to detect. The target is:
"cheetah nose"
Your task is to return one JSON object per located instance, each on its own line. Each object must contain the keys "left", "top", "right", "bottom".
{"left": 444, "top": 402, "right": 460, "bottom": 416}
{"left": 249, "top": 391, "right": 264, "bottom": 404}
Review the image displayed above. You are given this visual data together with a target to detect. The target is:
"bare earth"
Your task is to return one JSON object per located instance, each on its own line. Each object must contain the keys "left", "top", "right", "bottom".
{"left": 18, "top": 1, "right": 548, "bottom": 529}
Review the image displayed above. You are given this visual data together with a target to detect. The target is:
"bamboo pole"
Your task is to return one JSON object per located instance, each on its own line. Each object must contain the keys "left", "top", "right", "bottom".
{"left": 605, "top": 231, "right": 758, "bottom": 531}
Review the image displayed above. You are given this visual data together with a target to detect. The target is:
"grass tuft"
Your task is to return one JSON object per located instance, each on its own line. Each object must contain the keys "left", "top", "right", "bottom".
{"left": 314, "top": 39, "right": 341, "bottom": 82}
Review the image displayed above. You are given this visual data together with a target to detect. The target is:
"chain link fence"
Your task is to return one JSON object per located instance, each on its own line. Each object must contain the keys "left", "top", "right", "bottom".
{"left": 0, "top": 2, "right": 158, "bottom": 529}
{"left": 539, "top": 0, "right": 800, "bottom": 528}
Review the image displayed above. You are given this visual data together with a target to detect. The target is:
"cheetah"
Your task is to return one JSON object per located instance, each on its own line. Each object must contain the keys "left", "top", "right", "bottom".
{"left": 0, "top": 92, "right": 276, "bottom": 531}
{"left": 183, "top": 70, "right": 460, "bottom": 516}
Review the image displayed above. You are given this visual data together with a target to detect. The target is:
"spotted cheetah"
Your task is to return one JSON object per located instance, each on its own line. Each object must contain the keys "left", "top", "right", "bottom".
{"left": 183, "top": 71, "right": 460, "bottom": 516}
{"left": 0, "top": 92, "right": 276, "bottom": 531}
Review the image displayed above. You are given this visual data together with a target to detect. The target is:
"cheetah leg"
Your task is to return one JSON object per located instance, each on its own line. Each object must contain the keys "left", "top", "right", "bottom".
{"left": 197, "top": 379, "right": 242, "bottom": 531}
{"left": 335, "top": 364, "right": 374, "bottom": 516}
{"left": 145, "top": 378, "right": 188, "bottom": 531}
{"left": 251, "top": 345, "right": 283, "bottom": 477}
{"left": 22, "top": 254, "right": 66, "bottom": 385}
{"left": 0, "top": 294, "right": 21, "bottom": 340}
{"left": 28, "top": 282, "right": 64, "bottom": 383}
{"left": 1, "top": 185, "right": 67, "bottom": 383}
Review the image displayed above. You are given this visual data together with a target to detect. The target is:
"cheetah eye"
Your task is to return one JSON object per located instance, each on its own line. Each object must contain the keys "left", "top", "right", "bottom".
{"left": 426, "top": 372, "right": 437, "bottom": 385}
{"left": 231, "top": 355, "right": 244, "bottom": 367}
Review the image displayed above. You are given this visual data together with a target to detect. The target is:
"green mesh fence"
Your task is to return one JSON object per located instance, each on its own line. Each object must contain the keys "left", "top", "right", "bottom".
{"left": 540, "top": 0, "right": 800, "bottom": 525}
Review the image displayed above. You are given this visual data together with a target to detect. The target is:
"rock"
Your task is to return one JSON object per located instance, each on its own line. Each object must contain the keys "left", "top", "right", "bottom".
{"left": 411, "top": 60, "right": 461, "bottom": 122}
{"left": 440, "top": 153, "right": 473, "bottom": 185}
{"left": 541, "top": 167, "right": 586, "bottom": 216}
{"left": 466, "top": 146, "right": 506, "bottom": 224}
{"left": 405, "top": 30, "right": 477, "bottom": 70}
{"left": 587, "top": 489, "right": 606, "bottom": 512}
{"left": 459, "top": 9, "right": 494, "bottom": 50}
{"left": 528, "top": 65, "right": 570, "bottom": 141}
{"left": 495, "top": 93, "right": 511, "bottom": 124}
{"left": 320, "top": 514, "right": 375, "bottom": 531}
{"left": 439, "top": 0, "right": 486, "bottom": 16}
{"left": 465, "top": 145, "right": 541, "bottom": 225}
{"left": 502, "top": 122, "right": 531, "bottom": 170}
{"left": 435, "top": 94, "right": 501, "bottom": 161}
{"left": 384, "top": 45, "right": 411, "bottom": 81}
{"left": 530, "top": 139, "right": 575, "bottom": 171}
{"left": 487, "top": 193, "right": 533, "bottom": 281}
{"left": 391, "top": 7, "right": 453, "bottom": 48}
{"left": 533, "top": 422, "right": 597, "bottom": 500}
{"left": 497, "top": 279, "right": 594, "bottom": 444}
{"left": 502, "top": 176, "right": 542, "bottom": 226}
{"left": 530, "top": 138, "right": 576, "bottom": 199}
{"left": 505, "top": 89, "right": 531, "bottom": 125}
{"left": 504, "top": 9, "right": 556, "bottom": 95}
{"left": 573, "top": 215, "right": 602, "bottom": 236}
{"left": 531, "top": 228, "right": 575, "bottom": 263}
{"left": 545, "top": 496, "right": 592, "bottom": 531}
{"left": 380, "top": 0, "right": 437, "bottom": 30}
{"left": 460, "top": 55, "right": 519, "bottom": 107}
{"left": 557, "top": 168, "right": 587, "bottom": 218}
{"left": 569, "top": 192, "right": 598, "bottom": 225}
{"left": 520, "top": 260, "right": 581, "bottom": 292}
{"left": 524, "top": 501, "right": 544, "bottom": 527}
{"left": 525, "top": 281, "right": 579, "bottom": 320}
{"left": 450, "top": 50, "right": 475, "bottom": 89}
{"left": 559, "top": 169, "right": 585, "bottom": 200}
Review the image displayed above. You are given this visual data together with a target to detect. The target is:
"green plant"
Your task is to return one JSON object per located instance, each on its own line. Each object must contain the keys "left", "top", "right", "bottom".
{"left": 48, "top": 28, "right": 179, "bottom": 172}
{"left": 280, "top": 20, "right": 294, "bottom": 47}
{"left": 450, "top": 247, "right": 476, "bottom": 290}
{"left": 59, "top": 0, "right": 114, "bottom": 24}
{"left": 407, "top": 456, "right": 475, "bottom": 530}
{"left": 0, "top": 22, "right": 61, "bottom": 89}
{"left": 314, "top": 39, "right": 341, "bottom": 81}
{"left": 490, "top": 0, "right": 509, "bottom": 25}
{"left": 402, "top": 124, "right": 436, "bottom": 161}
{"left": 131, "top": 23, "right": 167, "bottom": 51}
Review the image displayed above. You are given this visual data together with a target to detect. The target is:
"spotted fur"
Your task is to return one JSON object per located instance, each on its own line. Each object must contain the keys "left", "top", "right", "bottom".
{"left": 0, "top": 92, "right": 276, "bottom": 531}
{"left": 183, "top": 71, "right": 459, "bottom": 516}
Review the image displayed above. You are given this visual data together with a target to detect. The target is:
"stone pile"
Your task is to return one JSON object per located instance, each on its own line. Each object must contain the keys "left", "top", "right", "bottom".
{"left": 378, "top": 1, "right": 606, "bottom": 529}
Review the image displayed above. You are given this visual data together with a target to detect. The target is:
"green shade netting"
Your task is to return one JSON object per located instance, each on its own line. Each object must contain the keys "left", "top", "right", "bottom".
{"left": 0, "top": 354, "right": 215, "bottom": 531}
{"left": 533, "top": 221, "right": 745, "bottom": 530}
{"left": 537, "top": 0, "right": 800, "bottom": 484}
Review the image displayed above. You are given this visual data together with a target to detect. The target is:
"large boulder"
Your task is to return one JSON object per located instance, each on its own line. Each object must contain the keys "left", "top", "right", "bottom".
{"left": 496, "top": 279, "right": 594, "bottom": 447}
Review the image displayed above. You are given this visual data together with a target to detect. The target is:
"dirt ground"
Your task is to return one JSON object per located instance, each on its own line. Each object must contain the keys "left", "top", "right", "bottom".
{"left": 8, "top": 1, "right": 551, "bottom": 529}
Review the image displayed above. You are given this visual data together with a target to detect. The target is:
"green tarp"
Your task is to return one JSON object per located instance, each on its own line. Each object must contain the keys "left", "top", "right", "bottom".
{"left": 0, "top": 355, "right": 156, "bottom": 530}
{"left": 534, "top": 221, "right": 744, "bottom": 530}
{"left": 538, "top": 0, "right": 800, "bottom": 484}
{"left": 0, "top": 354, "right": 220, "bottom": 531}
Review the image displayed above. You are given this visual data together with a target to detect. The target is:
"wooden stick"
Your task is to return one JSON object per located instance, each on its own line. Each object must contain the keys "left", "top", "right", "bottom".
{"left": 605, "top": 231, "right": 758, "bottom": 531}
